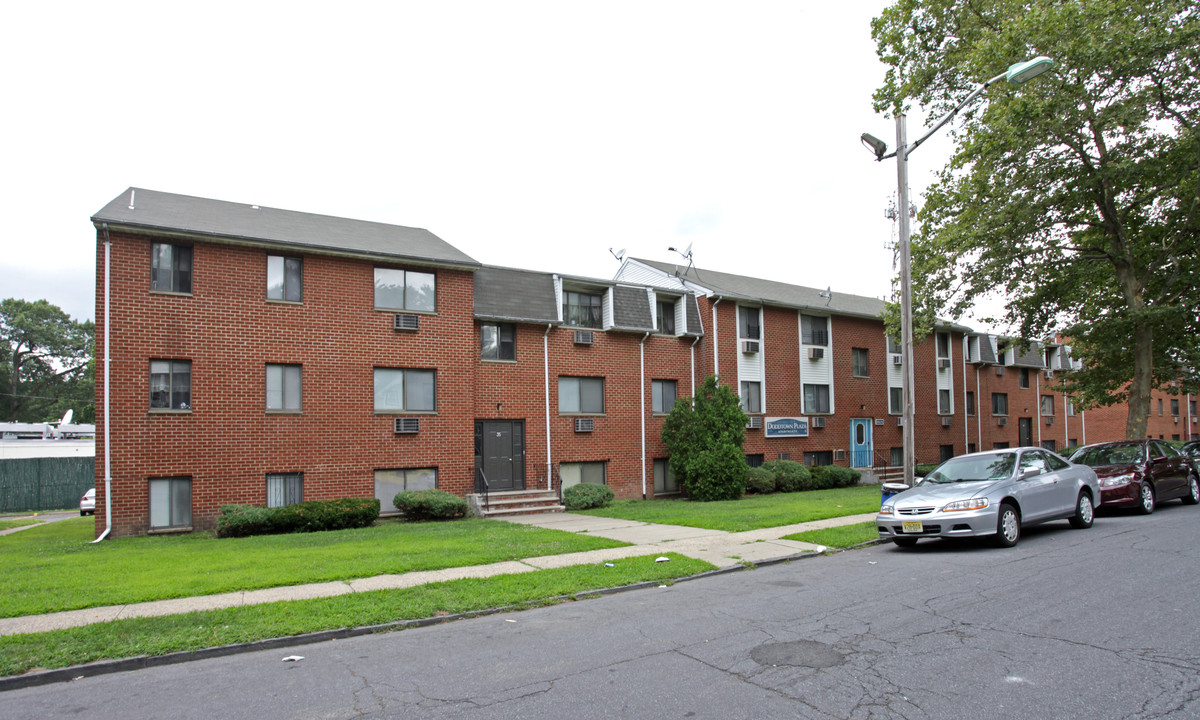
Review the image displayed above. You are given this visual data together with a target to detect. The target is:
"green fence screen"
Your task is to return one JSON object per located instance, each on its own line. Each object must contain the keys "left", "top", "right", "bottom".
{"left": 0, "top": 457, "right": 95, "bottom": 513}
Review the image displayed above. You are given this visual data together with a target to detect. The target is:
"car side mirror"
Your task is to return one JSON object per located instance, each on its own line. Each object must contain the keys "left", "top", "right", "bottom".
{"left": 1018, "top": 468, "right": 1040, "bottom": 481}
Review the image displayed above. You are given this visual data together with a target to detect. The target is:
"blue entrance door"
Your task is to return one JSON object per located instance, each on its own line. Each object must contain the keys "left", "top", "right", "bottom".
{"left": 850, "top": 418, "right": 872, "bottom": 468}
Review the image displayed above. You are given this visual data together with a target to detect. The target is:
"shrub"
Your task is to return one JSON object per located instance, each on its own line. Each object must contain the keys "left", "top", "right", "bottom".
{"left": 563, "top": 483, "right": 615, "bottom": 510}
{"left": 393, "top": 489, "right": 470, "bottom": 521}
{"left": 806, "top": 465, "right": 861, "bottom": 491}
{"left": 914, "top": 463, "right": 938, "bottom": 477}
{"left": 216, "top": 497, "right": 380, "bottom": 538}
{"left": 762, "top": 460, "right": 809, "bottom": 492}
{"left": 684, "top": 443, "right": 747, "bottom": 501}
{"left": 745, "top": 466, "right": 776, "bottom": 494}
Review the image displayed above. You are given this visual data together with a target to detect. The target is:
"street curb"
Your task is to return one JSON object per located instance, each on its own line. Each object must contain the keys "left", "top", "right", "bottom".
{"left": 0, "top": 542, "right": 883, "bottom": 693}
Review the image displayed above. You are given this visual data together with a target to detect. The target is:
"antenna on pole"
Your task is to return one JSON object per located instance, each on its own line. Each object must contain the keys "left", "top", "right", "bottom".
{"left": 609, "top": 247, "right": 626, "bottom": 262}
{"left": 667, "top": 243, "right": 695, "bottom": 277}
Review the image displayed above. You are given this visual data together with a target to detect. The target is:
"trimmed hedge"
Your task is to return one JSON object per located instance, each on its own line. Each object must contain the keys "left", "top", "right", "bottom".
{"left": 393, "top": 489, "right": 470, "bottom": 521}
{"left": 745, "top": 466, "right": 776, "bottom": 494}
{"left": 563, "top": 483, "right": 615, "bottom": 511}
{"left": 217, "top": 497, "right": 380, "bottom": 538}
{"left": 808, "top": 464, "right": 861, "bottom": 489}
{"left": 762, "top": 460, "right": 810, "bottom": 493}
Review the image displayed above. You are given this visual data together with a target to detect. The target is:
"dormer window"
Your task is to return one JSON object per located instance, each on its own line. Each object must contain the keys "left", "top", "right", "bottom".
{"left": 563, "top": 291, "right": 602, "bottom": 328}
{"left": 656, "top": 300, "right": 676, "bottom": 335}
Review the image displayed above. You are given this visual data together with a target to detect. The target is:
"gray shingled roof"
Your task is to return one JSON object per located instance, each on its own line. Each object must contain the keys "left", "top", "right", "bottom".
{"left": 611, "top": 286, "right": 654, "bottom": 331}
{"left": 93, "top": 187, "right": 479, "bottom": 269}
{"left": 474, "top": 266, "right": 559, "bottom": 323}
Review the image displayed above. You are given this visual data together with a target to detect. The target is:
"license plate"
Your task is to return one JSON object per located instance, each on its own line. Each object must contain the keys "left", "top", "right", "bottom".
{"left": 902, "top": 521, "right": 923, "bottom": 534}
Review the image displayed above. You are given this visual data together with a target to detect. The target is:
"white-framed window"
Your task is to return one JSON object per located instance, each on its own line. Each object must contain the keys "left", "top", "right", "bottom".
{"left": 150, "top": 360, "right": 192, "bottom": 411}
{"left": 148, "top": 476, "right": 191, "bottom": 529}
{"left": 374, "top": 268, "right": 436, "bottom": 312}
{"left": 266, "top": 364, "right": 302, "bottom": 411}
{"left": 266, "top": 472, "right": 303, "bottom": 507}
{"left": 653, "top": 459, "right": 679, "bottom": 494}
{"left": 653, "top": 379, "right": 677, "bottom": 414}
{"left": 804, "top": 383, "right": 830, "bottom": 413}
{"left": 993, "top": 393, "right": 1009, "bottom": 415}
{"left": 966, "top": 391, "right": 976, "bottom": 416}
{"left": 938, "top": 389, "right": 952, "bottom": 414}
{"left": 936, "top": 332, "right": 950, "bottom": 359}
{"left": 740, "top": 381, "right": 762, "bottom": 414}
{"left": 151, "top": 243, "right": 192, "bottom": 293}
{"left": 656, "top": 300, "right": 676, "bottom": 335}
{"left": 267, "top": 255, "right": 303, "bottom": 302}
{"left": 374, "top": 468, "right": 437, "bottom": 513}
{"left": 738, "top": 306, "right": 761, "bottom": 340}
{"left": 481, "top": 322, "right": 516, "bottom": 361}
{"left": 889, "top": 387, "right": 903, "bottom": 414}
{"left": 374, "top": 368, "right": 436, "bottom": 412}
{"left": 1041, "top": 395, "right": 1055, "bottom": 416}
{"left": 801, "top": 314, "right": 829, "bottom": 346}
{"left": 560, "top": 461, "right": 606, "bottom": 489}
{"left": 563, "top": 290, "right": 603, "bottom": 328}
{"left": 559, "top": 376, "right": 605, "bottom": 414}
{"left": 887, "top": 336, "right": 902, "bottom": 355}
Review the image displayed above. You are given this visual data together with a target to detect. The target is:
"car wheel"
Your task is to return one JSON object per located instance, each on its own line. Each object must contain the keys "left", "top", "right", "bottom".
{"left": 994, "top": 503, "right": 1020, "bottom": 548}
{"left": 892, "top": 537, "right": 918, "bottom": 548}
{"left": 1069, "top": 492, "right": 1094, "bottom": 529}
{"left": 1137, "top": 483, "right": 1156, "bottom": 515}
{"left": 1182, "top": 475, "right": 1200, "bottom": 506}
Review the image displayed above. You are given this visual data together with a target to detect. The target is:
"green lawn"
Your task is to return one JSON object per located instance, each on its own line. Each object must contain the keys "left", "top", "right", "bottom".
{"left": 575, "top": 485, "right": 883, "bottom": 532}
{"left": 0, "top": 516, "right": 628, "bottom": 618}
{"left": 0, "top": 553, "right": 713, "bottom": 678}
{"left": 783, "top": 521, "right": 880, "bottom": 548}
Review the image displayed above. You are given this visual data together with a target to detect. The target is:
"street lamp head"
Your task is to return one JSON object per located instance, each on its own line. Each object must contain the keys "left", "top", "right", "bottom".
{"left": 860, "top": 132, "right": 888, "bottom": 161}
{"left": 1005, "top": 56, "right": 1055, "bottom": 85}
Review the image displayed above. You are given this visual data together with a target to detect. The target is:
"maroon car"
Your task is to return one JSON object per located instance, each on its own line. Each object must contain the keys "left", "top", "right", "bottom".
{"left": 1069, "top": 440, "right": 1200, "bottom": 513}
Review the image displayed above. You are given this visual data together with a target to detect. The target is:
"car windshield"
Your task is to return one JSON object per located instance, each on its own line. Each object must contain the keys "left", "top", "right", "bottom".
{"left": 1072, "top": 443, "right": 1142, "bottom": 466}
{"left": 921, "top": 453, "right": 1016, "bottom": 484}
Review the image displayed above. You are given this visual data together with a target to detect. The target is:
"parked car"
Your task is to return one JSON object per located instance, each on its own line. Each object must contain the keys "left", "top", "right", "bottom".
{"left": 877, "top": 447, "right": 1100, "bottom": 549}
{"left": 1181, "top": 440, "right": 1200, "bottom": 461}
{"left": 1069, "top": 440, "right": 1200, "bottom": 513}
{"left": 80, "top": 488, "right": 95, "bottom": 516}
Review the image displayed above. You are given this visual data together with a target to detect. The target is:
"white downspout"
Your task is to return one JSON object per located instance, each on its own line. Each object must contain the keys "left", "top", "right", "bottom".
{"left": 93, "top": 226, "right": 112, "bottom": 543}
{"left": 961, "top": 351, "right": 968, "bottom": 452}
{"left": 690, "top": 335, "right": 701, "bottom": 395}
{"left": 975, "top": 368, "right": 981, "bottom": 452}
{"left": 1082, "top": 410, "right": 1087, "bottom": 446}
{"left": 640, "top": 332, "right": 649, "bottom": 499}
{"left": 1035, "top": 373, "right": 1042, "bottom": 447}
{"left": 544, "top": 324, "right": 553, "bottom": 490}
{"left": 711, "top": 297, "right": 722, "bottom": 379}
{"left": 1188, "top": 393, "right": 1193, "bottom": 439}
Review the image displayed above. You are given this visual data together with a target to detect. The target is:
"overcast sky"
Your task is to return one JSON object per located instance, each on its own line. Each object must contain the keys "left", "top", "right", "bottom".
{"left": 1, "top": 1, "right": 965, "bottom": 327}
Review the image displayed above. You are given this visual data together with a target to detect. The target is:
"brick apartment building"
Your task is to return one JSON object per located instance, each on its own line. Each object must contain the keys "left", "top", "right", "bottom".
{"left": 91, "top": 188, "right": 1198, "bottom": 537}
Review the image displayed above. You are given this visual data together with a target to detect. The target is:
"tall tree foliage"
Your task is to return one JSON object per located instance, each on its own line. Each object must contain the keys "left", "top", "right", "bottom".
{"left": 873, "top": 0, "right": 1200, "bottom": 437}
{"left": 0, "top": 299, "right": 95, "bottom": 423}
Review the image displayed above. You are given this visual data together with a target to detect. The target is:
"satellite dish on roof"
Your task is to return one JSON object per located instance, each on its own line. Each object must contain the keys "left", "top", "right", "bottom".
{"left": 609, "top": 248, "right": 626, "bottom": 262}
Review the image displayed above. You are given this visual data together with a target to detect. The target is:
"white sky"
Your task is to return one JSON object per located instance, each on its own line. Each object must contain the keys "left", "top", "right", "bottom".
{"left": 1, "top": 1, "right": 966, "bottom": 327}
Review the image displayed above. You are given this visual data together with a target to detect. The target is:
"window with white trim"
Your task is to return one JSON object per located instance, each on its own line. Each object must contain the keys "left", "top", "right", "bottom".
{"left": 267, "top": 255, "right": 302, "bottom": 302}
{"left": 560, "top": 461, "right": 606, "bottom": 489}
{"left": 738, "top": 305, "right": 761, "bottom": 339}
{"left": 559, "top": 376, "right": 605, "bottom": 414}
{"left": 150, "top": 360, "right": 192, "bottom": 411}
{"left": 374, "top": 368, "right": 436, "bottom": 412}
{"left": 652, "top": 380, "right": 677, "bottom": 414}
{"left": 804, "top": 383, "right": 830, "bottom": 413}
{"left": 148, "top": 476, "right": 191, "bottom": 529}
{"left": 374, "top": 268, "right": 436, "bottom": 312}
{"left": 740, "top": 381, "right": 762, "bottom": 414}
{"left": 266, "top": 472, "right": 303, "bottom": 507}
{"left": 481, "top": 322, "right": 516, "bottom": 361}
{"left": 266, "top": 364, "right": 302, "bottom": 411}
{"left": 653, "top": 459, "right": 679, "bottom": 494}
{"left": 151, "top": 243, "right": 192, "bottom": 293}
{"left": 563, "top": 291, "right": 602, "bottom": 328}
{"left": 801, "top": 315, "right": 828, "bottom": 346}
{"left": 375, "top": 468, "right": 437, "bottom": 512}
{"left": 656, "top": 300, "right": 676, "bottom": 335}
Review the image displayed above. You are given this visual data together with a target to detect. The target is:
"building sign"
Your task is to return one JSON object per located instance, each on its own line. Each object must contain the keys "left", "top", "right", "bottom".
{"left": 765, "top": 416, "right": 809, "bottom": 438}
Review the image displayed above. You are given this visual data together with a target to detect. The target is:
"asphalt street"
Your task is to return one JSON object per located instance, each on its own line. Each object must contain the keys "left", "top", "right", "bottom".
{"left": 4, "top": 504, "right": 1199, "bottom": 719}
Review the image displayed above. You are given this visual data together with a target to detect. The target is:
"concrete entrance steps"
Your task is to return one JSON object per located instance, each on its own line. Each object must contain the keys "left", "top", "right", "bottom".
{"left": 468, "top": 489, "right": 564, "bottom": 518}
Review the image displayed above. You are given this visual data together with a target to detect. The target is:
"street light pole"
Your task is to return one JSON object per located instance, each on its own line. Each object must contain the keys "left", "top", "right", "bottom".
{"left": 861, "top": 56, "right": 1055, "bottom": 487}
{"left": 895, "top": 113, "right": 916, "bottom": 486}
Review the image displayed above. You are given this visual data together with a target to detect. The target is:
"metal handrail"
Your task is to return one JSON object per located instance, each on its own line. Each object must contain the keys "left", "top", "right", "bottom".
{"left": 475, "top": 467, "right": 490, "bottom": 511}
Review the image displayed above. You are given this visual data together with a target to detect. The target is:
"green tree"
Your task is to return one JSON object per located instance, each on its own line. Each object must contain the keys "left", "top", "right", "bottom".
{"left": 0, "top": 299, "right": 95, "bottom": 422}
{"left": 661, "top": 375, "right": 748, "bottom": 501}
{"left": 872, "top": 0, "right": 1200, "bottom": 437}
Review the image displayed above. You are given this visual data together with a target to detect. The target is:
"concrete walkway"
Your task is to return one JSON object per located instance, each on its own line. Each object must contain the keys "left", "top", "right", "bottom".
{"left": 0, "top": 512, "right": 878, "bottom": 637}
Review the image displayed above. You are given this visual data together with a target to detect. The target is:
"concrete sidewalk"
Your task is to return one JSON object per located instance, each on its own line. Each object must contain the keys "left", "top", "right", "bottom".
{"left": 0, "top": 512, "right": 878, "bottom": 637}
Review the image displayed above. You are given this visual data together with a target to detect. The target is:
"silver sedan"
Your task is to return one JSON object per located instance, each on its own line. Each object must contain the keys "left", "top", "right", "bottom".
{"left": 877, "top": 447, "right": 1101, "bottom": 548}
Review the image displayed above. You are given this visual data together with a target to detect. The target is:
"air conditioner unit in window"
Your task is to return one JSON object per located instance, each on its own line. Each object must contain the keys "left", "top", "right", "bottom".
{"left": 996, "top": 366, "right": 1005, "bottom": 376}
{"left": 777, "top": 452, "right": 791, "bottom": 461}
{"left": 1174, "top": 416, "right": 1180, "bottom": 423}
{"left": 941, "top": 416, "right": 952, "bottom": 427}
{"left": 1046, "top": 416, "right": 1055, "bottom": 426}
{"left": 574, "top": 417, "right": 594, "bottom": 433}
{"left": 394, "top": 417, "right": 420, "bottom": 434}
{"left": 808, "top": 347, "right": 824, "bottom": 360}
{"left": 897, "top": 417, "right": 904, "bottom": 426}
{"left": 746, "top": 416, "right": 763, "bottom": 429}
{"left": 812, "top": 416, "right": 826, "bottom": 428}
{"left": 742, "top": 340, "right": 760, "bottom": 354}
{"left": 891, "top": 354, "right": 902, "bottom": 366}
{"left": 833, "top": 449, "right": 846, "bottom": 461}
{"left": 938, "top": 358, "right": 951, "bottom": 370}
{"left": 1044, "top": 370, "right": 1054, "bottom": 379}
{"left": 997, "top": 417, "right": 1007, "bottom": 426}
{"left": 573, "top": 330, "right": 594, "bottom": 345}
{"left": 393, "top": 313, "right": 420, "bottom": 332}
{"left": 1193, "top": 416, "right": 1198, "bottom": 424}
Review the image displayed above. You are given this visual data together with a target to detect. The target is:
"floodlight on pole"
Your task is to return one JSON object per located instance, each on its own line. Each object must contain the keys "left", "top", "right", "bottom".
{"left": 862, "top": 56, "right": 1054, "bottom": 486}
